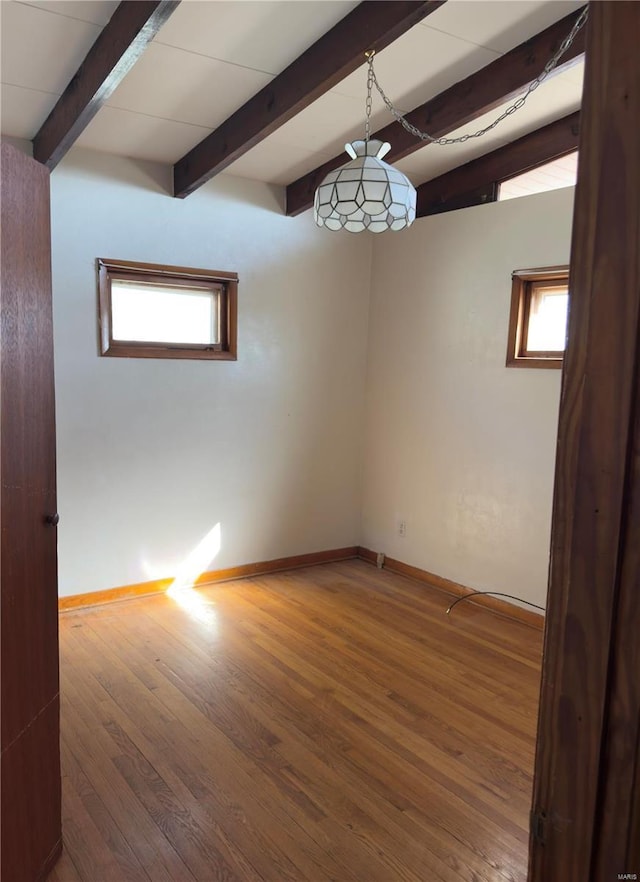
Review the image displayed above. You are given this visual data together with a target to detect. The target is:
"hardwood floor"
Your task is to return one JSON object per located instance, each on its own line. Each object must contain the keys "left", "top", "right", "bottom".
{"left": 51, "top": 560, "right": 542, "bottom": 882}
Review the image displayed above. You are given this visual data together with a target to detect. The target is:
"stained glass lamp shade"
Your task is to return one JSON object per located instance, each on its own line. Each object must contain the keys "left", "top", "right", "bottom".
{"left": 314, "top": 139, "right": 416, "bottom": 233}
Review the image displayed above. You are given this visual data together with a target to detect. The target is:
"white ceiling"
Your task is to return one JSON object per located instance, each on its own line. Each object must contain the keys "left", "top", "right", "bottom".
{"left": 0, "top": 0, "right": 584, "bottom": 191}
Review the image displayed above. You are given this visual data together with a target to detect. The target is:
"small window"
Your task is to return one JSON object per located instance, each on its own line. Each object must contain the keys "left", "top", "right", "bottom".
{"left": 506, "top": 266, "right": 569, "bottom": 369}
{"left": 97, "top": 258, "right": 237, "bottom": 360}
{"left": 498, "top": 152, "right": 578, "bottom": 201}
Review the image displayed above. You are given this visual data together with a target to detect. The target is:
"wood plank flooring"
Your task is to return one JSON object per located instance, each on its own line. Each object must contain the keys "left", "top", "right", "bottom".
{"left": 51, "top": 560, "right": 543, "bottom": 882}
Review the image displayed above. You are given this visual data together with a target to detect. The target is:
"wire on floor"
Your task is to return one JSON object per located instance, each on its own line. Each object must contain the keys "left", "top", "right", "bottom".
{"left": 446, "top": 591, "right": 545, "bottom": 616}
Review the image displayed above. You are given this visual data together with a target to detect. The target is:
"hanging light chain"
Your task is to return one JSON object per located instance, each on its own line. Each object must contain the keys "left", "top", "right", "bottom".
{"left": 364, "top": 50, "right": 375, "bottom": 142}
{"left": 367, "top": 5, "right": 588, "bottom": 146}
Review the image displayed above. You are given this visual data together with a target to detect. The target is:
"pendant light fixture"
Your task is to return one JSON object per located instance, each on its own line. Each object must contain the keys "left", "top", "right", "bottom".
{"left": 314, "top": 52, "right": 416, "bottom": 233}
{"left": 313, "top": 9, "right": 588, "bottom": 234}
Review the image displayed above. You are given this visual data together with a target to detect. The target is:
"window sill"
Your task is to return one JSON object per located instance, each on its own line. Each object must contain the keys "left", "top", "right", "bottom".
{"left": 506, "top": 356, "right": 563, "bottom": 370}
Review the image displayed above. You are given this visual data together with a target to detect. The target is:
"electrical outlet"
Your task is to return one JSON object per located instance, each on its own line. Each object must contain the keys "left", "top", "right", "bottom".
{"left": 398, "top": 519, "right": 407, "bottom": 537}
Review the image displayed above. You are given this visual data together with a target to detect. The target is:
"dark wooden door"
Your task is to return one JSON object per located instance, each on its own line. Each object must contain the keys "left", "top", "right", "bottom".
{"left": 529, "top": 2, "right": 640, "bottom": 878}
{"left": 1, "top": 143, "right": 62, "bottom": 880}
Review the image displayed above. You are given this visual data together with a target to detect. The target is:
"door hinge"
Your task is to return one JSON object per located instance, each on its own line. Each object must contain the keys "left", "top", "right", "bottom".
{"left": 531, "top": 809, "right": 547, "bottom": 844}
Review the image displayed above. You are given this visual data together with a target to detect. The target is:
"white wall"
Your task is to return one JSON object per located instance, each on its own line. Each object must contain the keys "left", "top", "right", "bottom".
{"left": 1, "top": 136, "right": 32, "bottom": 156}
{"left": 361, "top": 187, "right": 575, "bottom": 610}
{"left": 51, "top": 149, "right": 372, "bottom": 596}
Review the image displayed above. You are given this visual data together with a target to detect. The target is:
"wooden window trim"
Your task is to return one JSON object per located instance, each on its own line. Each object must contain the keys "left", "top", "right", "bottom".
{"left": 97, "top": 258, "right": 238, "bottom": 360}
{"left": 506, "top": 265, "right": 569, "bottom": 369}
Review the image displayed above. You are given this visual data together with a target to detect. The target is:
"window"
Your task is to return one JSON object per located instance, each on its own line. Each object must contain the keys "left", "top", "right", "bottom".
{"left": 498, "top": 152, "right": 578, "bottom": 201}
{"left": 506, "top": 266, "right": 569, "bottom": 369}
{"left": 97, "top": 258, "right": 237, "bottom": 360}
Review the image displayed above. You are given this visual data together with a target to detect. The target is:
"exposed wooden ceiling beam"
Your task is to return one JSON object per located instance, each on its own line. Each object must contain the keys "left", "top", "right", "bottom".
{"left": 286, "top": 6, "right": 586, "bottom": 216}
{"left": 33, "top": 1, "right": 180, "bottom": 170}
{"left": 173, "top": 1, "right": 446, "bottom": 199}
{"left": 416, "top": 110, "right": 580, "bottom": 217}
{"left": 419, "top": 183, "right": 499, "bottom": 217}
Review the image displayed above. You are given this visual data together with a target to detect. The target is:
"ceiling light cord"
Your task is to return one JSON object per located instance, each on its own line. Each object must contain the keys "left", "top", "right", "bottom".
{"left": 364, "top": 50, "right": 375, "bottom": 142}
{"left": 446, "top": 591, "right": 546, "bottom": 616}
{"left": 368, "top": 6, "right": 589, "bottom": 147}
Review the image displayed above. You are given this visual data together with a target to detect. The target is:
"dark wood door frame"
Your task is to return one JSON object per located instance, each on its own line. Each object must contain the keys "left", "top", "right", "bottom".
{"left": 1, "top": 144, "right": 61, "bottom": 880}
{"left": 529, "top": 2, "right": 640, "bottom": 877}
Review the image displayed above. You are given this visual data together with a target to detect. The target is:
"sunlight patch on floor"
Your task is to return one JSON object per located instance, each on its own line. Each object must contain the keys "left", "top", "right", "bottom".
{"left": 166, "top": 522, "right": 221, "bottom": 628}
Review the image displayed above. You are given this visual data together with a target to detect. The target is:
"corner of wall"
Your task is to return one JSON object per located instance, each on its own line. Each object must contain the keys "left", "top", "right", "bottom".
{"left": 358, "top": 189, "right": 576, "bottom": 610}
